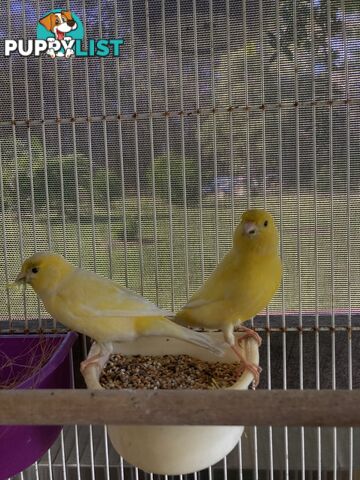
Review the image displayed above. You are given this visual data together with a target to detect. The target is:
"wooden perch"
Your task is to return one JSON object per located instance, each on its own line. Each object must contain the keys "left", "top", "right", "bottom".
{"left": 0, "top": 389, "right": 358, "bottom": 427}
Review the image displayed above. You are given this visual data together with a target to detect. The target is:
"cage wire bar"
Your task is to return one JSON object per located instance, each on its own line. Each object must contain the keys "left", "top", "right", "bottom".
{"left": 0, "top": 0, "right": 360, "bottom": 479}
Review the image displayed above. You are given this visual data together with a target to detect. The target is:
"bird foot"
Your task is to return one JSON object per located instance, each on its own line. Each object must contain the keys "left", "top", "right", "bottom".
{"left": 81, "top": 342, "right": 113, "bottom": 377}
{"left": 80, "top": 352, "right": 104, "bottom": 375}
{"left": 231, "top": 345, "right": 262, "bottom": 389}
{"left": 236, "top": 326, "right": 262, "bottom": 347}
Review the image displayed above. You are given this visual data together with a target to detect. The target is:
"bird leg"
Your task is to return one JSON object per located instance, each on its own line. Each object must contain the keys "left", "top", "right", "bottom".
{"left": 80, "top": 352, "right": 104, "bottom": 374}
{"left": 236, "top": 325, "right": 262, "bottom": 347}
{"left": 231, "top": 345, "right": 262, "bottom": 389}
{"left": 80, "top": 342, "right": 112, "bottom": 375}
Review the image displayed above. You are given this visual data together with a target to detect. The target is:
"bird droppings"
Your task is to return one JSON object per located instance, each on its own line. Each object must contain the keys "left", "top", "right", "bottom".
{"left": 100, "top": 354, "right": 243, "bottom": 390}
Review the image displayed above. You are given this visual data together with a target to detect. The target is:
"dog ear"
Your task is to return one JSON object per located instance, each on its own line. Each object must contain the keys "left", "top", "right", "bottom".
{"left": 39, "top": 13, "right": 55, "bottom": 32}
{"left": 61, "top": 10, "right": 72, "bottom": 21}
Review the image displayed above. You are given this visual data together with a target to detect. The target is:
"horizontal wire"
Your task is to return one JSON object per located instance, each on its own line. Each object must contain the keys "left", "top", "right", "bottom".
{"left": 1, "top": 324, "right": 360, "bottom": 334}
{"left": 0, "top": 96, "right": 358, "bottom": 127}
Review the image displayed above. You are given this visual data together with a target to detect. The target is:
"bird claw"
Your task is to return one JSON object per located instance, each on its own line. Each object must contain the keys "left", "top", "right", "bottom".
{"left": 236, "top": 326, "right": 262, "bottom": 347}
{"left": 249, "top": 364, "right": 262, "bottom": 389}
{"left": 231, "top": 343, "right": 262, "bottom": 388}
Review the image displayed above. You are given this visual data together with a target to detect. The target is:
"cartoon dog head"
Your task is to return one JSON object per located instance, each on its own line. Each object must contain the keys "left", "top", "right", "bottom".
{"left": 39, "top": 10, "right": 77, "bottom": 41}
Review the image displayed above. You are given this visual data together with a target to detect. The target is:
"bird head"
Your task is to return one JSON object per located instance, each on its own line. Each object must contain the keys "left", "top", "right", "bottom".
{"left": 233, "top": 209, "right": 279, "bottom": 254}
{"left": 15, "top": 252, "right": 74, "bottom": 296}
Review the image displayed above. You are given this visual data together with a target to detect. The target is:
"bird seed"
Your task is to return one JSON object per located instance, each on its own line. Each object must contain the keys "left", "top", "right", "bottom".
{"left": 100, "top": 354, "right": 243, "bottom": 390}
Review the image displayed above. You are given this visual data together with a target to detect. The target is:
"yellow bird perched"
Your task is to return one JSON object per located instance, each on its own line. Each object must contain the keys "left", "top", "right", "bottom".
{"left": 174, "top": 209, "right": 282, "bottom": 386}
{"left": 14, "top": 252, "right": 226, "bottom": 372}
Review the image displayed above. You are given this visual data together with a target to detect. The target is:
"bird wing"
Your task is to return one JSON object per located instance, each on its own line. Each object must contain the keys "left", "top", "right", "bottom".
{"left": 179, "top": 250, "right": 282, "bottom": 325}
{"left": 57, "top": 268, "right": 172, "bottom": 318}
{"left": 182, "top": 253, "right": 236, "bottom": 310}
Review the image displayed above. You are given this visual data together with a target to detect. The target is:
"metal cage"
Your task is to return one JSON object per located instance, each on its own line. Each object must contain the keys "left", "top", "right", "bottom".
{"left": 0, "top": 0, "right": 359, "bottom": 478}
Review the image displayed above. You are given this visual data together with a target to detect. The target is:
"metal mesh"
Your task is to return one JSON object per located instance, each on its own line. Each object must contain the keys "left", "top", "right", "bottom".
{"left": 0, "top": 0, "right": 360, "bottom": 478}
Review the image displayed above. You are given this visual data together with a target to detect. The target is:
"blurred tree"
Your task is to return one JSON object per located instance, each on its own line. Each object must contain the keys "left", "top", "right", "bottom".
{"left": 0, "top": 136, "right": 44, "bottom": 212}
{"left": 267, "top": 0, "right": 342, "bottom": 65}
{"left": 146, "top": 154, "right": 200, "bottom": 206}
{"left": 93, "top": 168, "right": 122, "bottom": 204}
{"left": 32, "top": 154, "right": 91, "bottom": 215}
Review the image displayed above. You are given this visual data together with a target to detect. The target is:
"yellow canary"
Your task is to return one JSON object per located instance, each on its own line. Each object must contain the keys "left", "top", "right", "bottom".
{"left": 174, "top": 209, "right": 282, "bottom": 385}
{"left": 14, "top": 252, "right": 226, "bottom": 371}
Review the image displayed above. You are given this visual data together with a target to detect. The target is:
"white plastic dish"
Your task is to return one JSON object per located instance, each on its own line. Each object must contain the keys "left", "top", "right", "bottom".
{"left": 83, "top": 332, "right": 259, "bottom": 475}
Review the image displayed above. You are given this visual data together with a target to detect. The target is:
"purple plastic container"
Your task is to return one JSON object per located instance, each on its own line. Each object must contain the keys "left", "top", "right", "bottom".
{"left": 0, "top": 331, "right": 77, "bottom": 480}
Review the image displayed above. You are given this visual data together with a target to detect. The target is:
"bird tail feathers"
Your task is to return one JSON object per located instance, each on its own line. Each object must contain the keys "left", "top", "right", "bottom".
{"left": 161, "top": 318, "right": 227, "bottom": 357}
{"left": 183, "top": 328, "right": 227, "bottom": 357}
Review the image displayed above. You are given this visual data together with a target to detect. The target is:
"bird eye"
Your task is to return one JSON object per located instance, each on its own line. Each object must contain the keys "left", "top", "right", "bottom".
{"left": 264, "top": 220, "right": 268, "bottom": 227}
{"left": 32, "top": 267, "right": 39, "bottom": 274}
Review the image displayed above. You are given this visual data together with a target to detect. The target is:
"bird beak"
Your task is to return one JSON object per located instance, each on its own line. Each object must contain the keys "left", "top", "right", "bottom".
{"left": 243, "top": 221, "right": 258, "bottom": 236}
{"left": 15, "top": 271, "right": 26, "bottom": 283}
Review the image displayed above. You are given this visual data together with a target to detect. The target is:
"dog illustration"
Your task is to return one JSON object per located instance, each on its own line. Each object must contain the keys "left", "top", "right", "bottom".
{"left": 39, "top": 10, "right": 77, "bottom": 58}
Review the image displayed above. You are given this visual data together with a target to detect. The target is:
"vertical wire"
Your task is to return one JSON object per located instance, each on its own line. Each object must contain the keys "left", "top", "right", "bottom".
{"left": 34, "top": 461, "right": 40, "bottom": 480}
{"left": 86, "top": 384, "right": 98, "bottom": 480}
{"left": 129, "top": 0, "right": 145, "bottom": 293}
{"left": 74, "top": 424, "right": 82, "bottom": 479}
{"left": 21, "top": 0, "right": 37, "bottom": 251}
{"left": 192, "top": 0, "right": 205, "bottom": 284}
{"left": 325, "top": 1, "right": 337, "bottom": 477}
{"left": 341, "top": 2, "right": 353, "bottom": 478}
{"left": 22, "top": 0, "right": 42, "bottom": 329}
{"left": 35, "top": 0, "right": 52, "bottom": 255}
{"left": 114, "top": 6, "right": 129, "bottom": 286}
{"left": 36, "top": 0, "right": 52, "bottom": 329}
{"left": 0, "top": 145, "right": 12, "bottom": 329}
{"left": 242, "top": 1, "right": 258, "bottom": 477}
{"left": 60, "top": 430, "right": 68, "bottom": 480}
{"left": 7, "top": 0, "right": 27, "bottom": 328}
{"left": 119, "top": 455, "right": 125, "bottom": 480}
{"left": 310, "top": 0, "right": 321, "bottom": 477}
{"left": 276, "top": 0, "right": 289, "bottom": 477}
{"left": 74, "top": 278, "right": 95, "bottom": 477}
{"left": 51, "top": 0, "right": 67, "bottom": 261}
{"left": 78, "top": 9, "right": 94, "bottom": 479}
{"left": 68, "top": 342, "right": 81, "bottom": 480}
{"left": 242, "top": 0, "right": 251, "bottom": 210}
{"left": 259, "top": 0, "right": 266, "bottom": 211}
{"left": 238, "top": 437, "right": 243, "bottom": 480}
{"left": 225, "top": 0, "right": 235, "bottom": 232}
{"left": 223, "top": 456, "right": 228, "bottom": 480}
{"left": 259, "top": 0, "right": 274, "bottom": 476}
{"left": 209, "top": 0, "right": 219, "bottom": 264}
{"left": 293, "top": 1, "right": 306, "bottom": 478}
{"left": 144, "top": 0, "right": 159, "bottom": 301}
{"left": 89, "top": 424, "right": 96, "bottom": 480}
{"left": 98, "top": 0, "right": 113, "bottom": 278}
{"left": 81, "top": 0, "right": 97, "bottom": 272}
{"left": 176, "top": 0, "right": 190, "bottom": 302}
{"left": 66, "top": 0, "right": 82, "bottom": 267}
{"left": 47, "top": 449, "right": 54, "bottom": 480}
{"left": 104, "top": 425, "right": 111, "bottom": 480}
{"left": 160, "top": 0, "right": 175, "bottom": 309}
